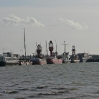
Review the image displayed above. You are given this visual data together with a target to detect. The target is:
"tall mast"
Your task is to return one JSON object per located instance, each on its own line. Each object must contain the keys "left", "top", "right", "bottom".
{"left": 23, "top": 28, "right": 26, "bottom": 58}
{"left": 55, "top": 40, "right": 57, "bottom": 52}
{"left": 46, "top": 41, "right": 48, "bottom": 55}
{"left": 62, "top": 41, "right": 68, "bottom": 53}
{"left": 56, "top": 44, "right": 57, "bottom": 53}
{"left": 55, "top": 42, "right": 57, "bottom": 56}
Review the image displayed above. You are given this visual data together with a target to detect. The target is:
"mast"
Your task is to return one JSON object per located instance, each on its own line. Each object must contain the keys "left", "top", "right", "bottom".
{"left": 55, "top": 40, "right": 57, "bottom": 56}
{"left": 72, "top": 45, "right": 76, "bottom": 55}
{"left": 62, "top": 41, "right": 68, "bottom": 53}
{"left": 46, "top": 41, "right": 48, "bottom": 55}
{"left": 55, "top": 40, "right": 57, "bottom": 52}
{"left": 23, "top": 28, "right": 26, "bottom": 58}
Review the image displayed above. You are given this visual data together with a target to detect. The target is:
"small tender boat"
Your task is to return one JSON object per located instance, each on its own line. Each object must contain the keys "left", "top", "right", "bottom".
{"left": 19, "top": 60, "right": 32, "bottom": 66}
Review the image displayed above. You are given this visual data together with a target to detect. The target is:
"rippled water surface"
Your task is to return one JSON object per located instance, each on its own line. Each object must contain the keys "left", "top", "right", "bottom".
{"left": 0, "top": 63, "right": 99, "bottom": 99}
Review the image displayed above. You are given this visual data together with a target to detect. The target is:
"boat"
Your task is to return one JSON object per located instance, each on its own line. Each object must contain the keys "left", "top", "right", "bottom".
{"left": 30, "top": 44, "right": 47, "bottom": 65}
{"left": 19, "top": 28, "right": 32, "bottom": 66}
{"left": 46, "top": 57, "right": 62, "bottom": 64}
{"left": 19, "top": 56, "right": 32, "bottom": 65}
{"left": 70, "top": 46, "right": 80, "bottom": 63}
{"left": 86, "top": 54, "right": 99, "bottom": 62}
{"left": 0, "top": 55, "right": 6, "bottom": 66}
{"left": 62, "top": 52, "right": 71, "bottom": 63}
{"left": 62, "top": 41, "right": 71, "bottom": 63}
{"left": 77, "top": 53, "right": 90, "bottom": 62}
{"left": 46, "top": 40, "right": 62, "bottom": 64}
{"left": 3, "top": 52, "right": 19, "bottom": 65}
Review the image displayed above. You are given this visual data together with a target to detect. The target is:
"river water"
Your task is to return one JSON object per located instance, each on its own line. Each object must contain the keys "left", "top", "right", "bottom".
{"left": 0, "top": 63, "right": 99, "bottom": 99}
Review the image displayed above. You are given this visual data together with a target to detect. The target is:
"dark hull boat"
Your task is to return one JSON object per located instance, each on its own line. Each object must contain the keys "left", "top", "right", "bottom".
{"left": 31, "top": 58, "right": 46, "bottom": 65}
{"left": 0, "top": 55, "right": 6, "bottom": 66}
{"left": 31, "top": 44, "right": 47, "bottom": 65}
{"left": 77, "top": 53, "right": 90, "bottom": 63}
{"left": 0, "top": 62, "right": 6, "bottom": 66}
{"left": 86, "top": 59, "right": 99, "bottom": 62}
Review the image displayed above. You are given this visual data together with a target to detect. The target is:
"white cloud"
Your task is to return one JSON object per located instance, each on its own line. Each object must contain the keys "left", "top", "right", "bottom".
{"left": 60, "top": 18, "right": 88, "bottom": 30}
{"left": 2, "top": 14, "right": 45, "bottom": 27}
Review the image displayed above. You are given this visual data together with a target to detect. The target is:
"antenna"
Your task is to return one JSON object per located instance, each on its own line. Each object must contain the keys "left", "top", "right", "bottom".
{"left": 62, "top": 41, "right": 68, "bottom": 53}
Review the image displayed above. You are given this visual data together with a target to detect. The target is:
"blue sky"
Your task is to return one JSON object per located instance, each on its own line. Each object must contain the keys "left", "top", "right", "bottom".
{"left": 0, "top": 0, "right": 99, "bottom": 55}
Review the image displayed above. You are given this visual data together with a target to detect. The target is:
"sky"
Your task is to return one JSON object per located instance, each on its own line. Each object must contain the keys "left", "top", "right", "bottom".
{"left": 0, "top": 0, "right": 99, "bottom": 55}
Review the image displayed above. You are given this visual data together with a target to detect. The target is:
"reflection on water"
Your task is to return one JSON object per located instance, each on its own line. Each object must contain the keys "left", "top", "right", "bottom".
{"left": 0, "top": 63, "right": 99, "bottom": 99}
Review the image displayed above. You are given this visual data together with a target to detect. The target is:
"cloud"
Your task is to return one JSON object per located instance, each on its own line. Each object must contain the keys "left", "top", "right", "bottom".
{"left": 2, "top": 14, "right": 45, "bottom": 27}
{"left": 60, "top": 18, "right": 88, "bottom": 30}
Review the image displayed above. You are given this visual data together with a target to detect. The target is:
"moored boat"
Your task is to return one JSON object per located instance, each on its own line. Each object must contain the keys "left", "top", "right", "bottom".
{"left": 30, "top": 58, "right": 46, "bottom": 65}
{"left": 46, "top": 40, "right": 62, "bottom": 64}
{"left": 30, "top": 44, "right": 47, "bottom": 65}
{"left": 70, "top": 46, "right": 80, "bottom": 63}
{"left": 62, "top": 41, "right": 71, "bottom": 63}
{"left": 0, "top": 55, "right": 6, "bottom": 66}
{"left": 62, "top": 52, "right": 71, "bottom": 63}
{"left": 18, "top": 28, "right": 32, "bottom": 66}
{"left": 47, "top": 57, "right": 62, "bottom": 64}
{"left": 3, "top": 52, "right": 19, "bottom": 65}
{"left": 77, "top": 53, "right": 90, "bottom": 62}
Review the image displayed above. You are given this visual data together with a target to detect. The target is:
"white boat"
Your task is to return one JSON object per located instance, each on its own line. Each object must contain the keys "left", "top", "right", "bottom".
{"left": 62, "top": 52, "right": 71, "bottom": 63}
{"left": 62, "top": 41, "right": 71, "bottom": 63}
{"left": 70, "top": 46, "right": 80, "bottom": 63}
{"left": 3, "top": 52, "right": 19, "bottom": 65}
{"left": 19, "top": 60, "right": 32, "bottom": 66}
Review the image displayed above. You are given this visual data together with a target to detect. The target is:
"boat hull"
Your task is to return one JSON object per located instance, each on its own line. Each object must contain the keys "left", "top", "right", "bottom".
{"left": 46, "top": 58, "right": 62, "bottom": 64}
{"left": 19, "top": 61, "right": 32, "bottom": 66}
{"left": 31, "top": 58, "right": 46, "bottom": 65}
{"left": 71, "top": 59, "right": 80, "bottom": 63}
{"left": 62, "top": 60, "right": 71, "bottom": 63}
{"left": 6, "top": 62, "right": 18, "bottom": 66}
{"left": 0, "top": 61, "right": 6, "bottom": 66}
{"left": 86, "top": 59, "right": 99, "bottom": 62}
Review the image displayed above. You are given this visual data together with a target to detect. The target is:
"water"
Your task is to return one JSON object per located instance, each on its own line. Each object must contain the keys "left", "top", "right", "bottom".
{"left": 0, "top": 63, "right": 99, "bottom": 99}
